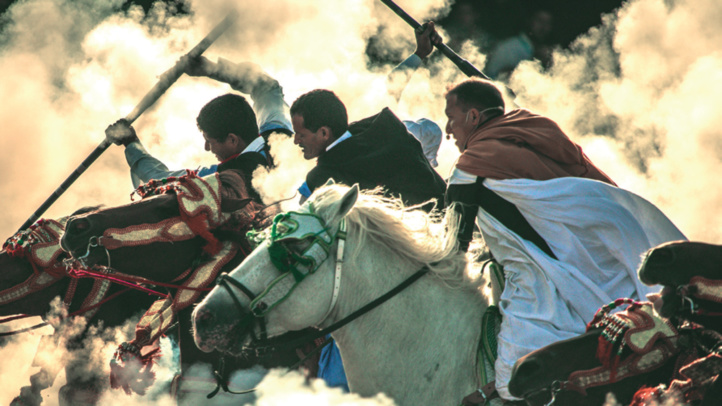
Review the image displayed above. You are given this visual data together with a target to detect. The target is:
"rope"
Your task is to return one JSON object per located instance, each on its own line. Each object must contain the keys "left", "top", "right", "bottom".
{"left": 66, "top": 265, "right": 214, "bottom": 295}
{"left": 68, "top": 268, "right": 168, "bottom": 298}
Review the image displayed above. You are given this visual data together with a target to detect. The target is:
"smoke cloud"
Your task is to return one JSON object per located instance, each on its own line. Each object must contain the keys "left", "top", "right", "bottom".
{"left": 505, "top": 0, "right": 722, "bottom": 243}
{"left": 1, "top": 0, "right": 720, "bottom": 403}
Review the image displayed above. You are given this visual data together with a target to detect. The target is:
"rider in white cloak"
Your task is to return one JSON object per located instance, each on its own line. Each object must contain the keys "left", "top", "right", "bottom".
{"left": 443, "top": 78, "right": 686, "bottom": 400}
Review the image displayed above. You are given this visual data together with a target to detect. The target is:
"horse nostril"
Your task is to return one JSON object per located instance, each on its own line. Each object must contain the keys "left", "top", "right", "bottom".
{"left": 515, "top": 359, "right": 542, "bottom": 379}
{"left": 196, "top": 309, "right": 215, "bottom": 329}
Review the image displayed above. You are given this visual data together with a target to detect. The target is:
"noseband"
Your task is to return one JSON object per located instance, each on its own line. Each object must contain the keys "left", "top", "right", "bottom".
{"left": 215, "top": 208, "right": 348, "bottom": 350}
{"left": 214, "top": 208, "right": 430, "bottom": 356}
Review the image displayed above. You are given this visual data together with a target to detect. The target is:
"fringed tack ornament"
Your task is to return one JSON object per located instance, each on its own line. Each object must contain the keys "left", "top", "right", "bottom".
{"left": 109, "top": 341, "right": 161, "bottom": 396}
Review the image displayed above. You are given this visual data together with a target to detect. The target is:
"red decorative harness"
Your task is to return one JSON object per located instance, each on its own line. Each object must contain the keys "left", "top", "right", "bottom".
{"left": 1, "top": 219, "right": 68, "bottom": 305}
{"left": 561, "top": 299, "right": 682, "bottom": 395}
{"left": 548, "top": 298, "right": 722, "bottom": 405}
{"left": 104, "top": 172, "right": 258, "bottom": 395}
{"left": 630, "top": 272, "right": 722, "bottom": 405}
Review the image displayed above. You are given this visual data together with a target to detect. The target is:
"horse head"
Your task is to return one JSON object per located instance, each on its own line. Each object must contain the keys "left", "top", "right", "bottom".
{"left": 508, "top": 329, "right": 606, "bottom": 405}
{"left": 639, "top": 241, "right": 722, "bottom": 329}
{"left": 509, "top": 300, "right": 702, "bottom": 406}
{"left": 60, "top": 193, "right": 204, "bottom": 276}
{"left": 59, "top": 171, "right": 256, "bottom": 278}
{"left": 638, "top": 241, "right": 722, "bottom": 287}
{"left": 193, "top": 181, "right": 490, "bottom": 406}
{"left": 1, "top": 211, "right": 97, "bottom": 317}
{"left": 192, "top": 181, "right": 358, "bottom": 354}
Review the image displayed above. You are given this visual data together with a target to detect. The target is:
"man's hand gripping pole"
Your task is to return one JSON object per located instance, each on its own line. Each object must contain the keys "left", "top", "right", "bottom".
{"left": 378, "top": 0, "right": 490, "bottom": 79}
{"left": 16, "top": 11, "right": 239, "bottom": 232}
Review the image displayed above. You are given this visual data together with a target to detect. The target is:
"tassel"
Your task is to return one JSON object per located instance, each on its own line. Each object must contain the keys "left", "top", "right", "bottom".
{"left": 596, "top": 334, "right": 614, "bottom": 368}
{"left": 109, "top": 342, "right": 161, "bottom": 395}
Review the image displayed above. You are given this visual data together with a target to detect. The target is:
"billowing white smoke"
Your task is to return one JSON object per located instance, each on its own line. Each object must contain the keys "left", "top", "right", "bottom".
{"left": 0, "top": 0, "right": 720, "bottom": 404}
{"left": 504, "top": 0, "right": 722, "bottom": 243}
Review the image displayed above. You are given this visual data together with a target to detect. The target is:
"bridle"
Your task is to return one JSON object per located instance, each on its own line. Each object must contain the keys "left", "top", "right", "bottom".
{"left": 208, "top": 206, "right": 430, "bottom": 398}
{"left": 214, "top": 207, "right": 430, "bottom": 357}
{"left": 675, "top": 276, "right": 722, "bottom": 317}
{"left": 216, "top": 208, "right": 347, "bottom": 346}
{"left": 72, "top": 235, "right": 113, "bottom": 268}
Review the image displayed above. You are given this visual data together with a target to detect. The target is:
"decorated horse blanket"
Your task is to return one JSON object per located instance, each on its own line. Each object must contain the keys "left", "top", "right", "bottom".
{"left": 475, "top": 177, "right": 686, "bottom": 400}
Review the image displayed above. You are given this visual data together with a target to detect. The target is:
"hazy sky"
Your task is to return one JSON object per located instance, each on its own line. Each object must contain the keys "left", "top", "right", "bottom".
{"left": 1, "top": 0, "right": 721, "bottom": 403}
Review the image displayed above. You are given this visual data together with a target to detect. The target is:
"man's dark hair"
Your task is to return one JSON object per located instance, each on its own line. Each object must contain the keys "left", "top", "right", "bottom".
{"left": 196, "top": 93, "right": 259, "bottom": 144}
{"left": 446, "top": 78, "right": 505, "bottom": 113}
{"left": 290, "top": 89, "right": 348, "bottom": 139}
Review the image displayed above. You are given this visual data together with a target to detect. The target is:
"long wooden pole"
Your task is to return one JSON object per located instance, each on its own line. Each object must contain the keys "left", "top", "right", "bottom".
{"left": 17, "top": 11, "right": 239, "bottom": 232}
{"left": 378, "top": 0, "right": 490, "bottom": 79}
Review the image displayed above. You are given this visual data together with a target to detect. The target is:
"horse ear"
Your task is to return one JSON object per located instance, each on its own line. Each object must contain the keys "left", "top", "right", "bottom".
{"left": 221, "top": 198, "right": 253, "bottom": 213}
{"left": 327, "top": 184, "right": 358, "bottom": 226}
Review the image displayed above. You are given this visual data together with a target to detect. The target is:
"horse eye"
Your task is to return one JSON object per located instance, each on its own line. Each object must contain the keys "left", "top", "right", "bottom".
{"left": 283, "top": 237, "right": 312, "bottom": 252}
{"left": 70, "top": 218, "right": 89, "bottom": 232}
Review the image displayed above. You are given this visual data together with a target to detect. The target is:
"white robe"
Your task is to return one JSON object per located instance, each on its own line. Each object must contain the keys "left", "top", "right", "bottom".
{"left": 449, "top": 174, "right": 687, "bottom": 399}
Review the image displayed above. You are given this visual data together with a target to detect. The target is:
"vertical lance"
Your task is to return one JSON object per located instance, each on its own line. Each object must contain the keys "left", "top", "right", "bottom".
{"left": 16, "top": 11, "right": 239, "bottom": 232}
{"left": 378, "top": 0, "right": 490, "bottom": 79}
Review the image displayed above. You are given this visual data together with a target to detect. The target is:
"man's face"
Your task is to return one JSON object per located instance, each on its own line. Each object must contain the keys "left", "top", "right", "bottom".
{"left": 203, "top": 132, "right": 237, "bottom": 162}
{"left": 292, "top": 114, "right": 331, "bottom": 160}
{"left": 445, "top": 94, "right": 477, "bottom": 152}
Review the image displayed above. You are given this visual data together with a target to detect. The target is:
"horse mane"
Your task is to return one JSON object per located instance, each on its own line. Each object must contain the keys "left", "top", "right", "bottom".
{"left": 310, "top": 184, "right": 483, "bottom": 291}
{"left": 71, "top": 205, "right": 104, "bottom": 216}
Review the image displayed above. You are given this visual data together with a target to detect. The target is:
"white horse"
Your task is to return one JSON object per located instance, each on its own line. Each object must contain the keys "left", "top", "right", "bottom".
{"left": 192, "top": 183, "right": 495, "bottom": 406}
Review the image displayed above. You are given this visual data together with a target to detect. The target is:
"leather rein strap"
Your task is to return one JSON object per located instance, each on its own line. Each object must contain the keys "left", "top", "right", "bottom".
{"left": 218, "top": 265, "right": 430, "bottom": 356}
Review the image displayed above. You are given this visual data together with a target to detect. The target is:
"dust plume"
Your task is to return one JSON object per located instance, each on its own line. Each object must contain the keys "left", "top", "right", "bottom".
{"left": 400, "top": 0, "right": 722, "bottom": 243}
{"left": 0, "top": 317, "right": 55, "bottom": 405}
{"left": 0, "top": 0, "right": 456, "bottom": 240}
{"left": 503, "top": 0, "right": 722, "bottom": 242}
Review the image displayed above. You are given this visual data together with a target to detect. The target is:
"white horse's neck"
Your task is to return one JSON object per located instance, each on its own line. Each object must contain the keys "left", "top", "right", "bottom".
{"left": 328, "top": 241, "right": 486, "bottom": 406}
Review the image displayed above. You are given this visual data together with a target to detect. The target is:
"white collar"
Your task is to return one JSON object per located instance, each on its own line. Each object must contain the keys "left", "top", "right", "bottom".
{"left": 241, "top": 136, "right": 265, "bottom": 155}
{"left": 326, "top": 130, "right": 352, "bottom": 151}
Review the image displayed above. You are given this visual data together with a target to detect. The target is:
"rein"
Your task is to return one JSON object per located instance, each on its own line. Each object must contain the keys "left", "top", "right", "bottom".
{"left": 210, "top": 209, "right": 431, "bottom": 397}
{"left": 63, "top": 263, "right": 214, "bottom": 296}
{"left": 221, "top": 266, "right": 430, "bottom": 356}
{"left": 676, "top": 276, "right": 722, "bottom": 317}
{"left": 210, "top": 265, "right": 430, "bottom": 398}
